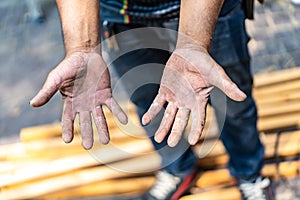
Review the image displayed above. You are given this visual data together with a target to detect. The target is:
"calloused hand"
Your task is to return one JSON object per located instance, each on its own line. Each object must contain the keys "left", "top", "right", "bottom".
{"left": 142, "top": 47, "right": 246, "bottom": 147}
{"left": 30, "top": 51, "right": 128, "bottom": 149}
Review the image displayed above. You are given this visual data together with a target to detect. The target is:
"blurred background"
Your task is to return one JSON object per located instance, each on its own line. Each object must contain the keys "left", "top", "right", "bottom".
{"left": 2, "top": 0, "right": 300, "bottom": 145}
{"left": 0, "top": 0, "right": 63, "bottom": 145}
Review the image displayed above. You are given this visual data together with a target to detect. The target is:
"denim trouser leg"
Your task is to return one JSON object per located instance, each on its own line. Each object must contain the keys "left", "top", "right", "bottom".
{"left": 210, "top": 8, "right": 265, "bottom": 179}
{"left": 102, "top": 23, "right": 198, "bottom": 178}
{"left": 101, "top": 5, "right": 265, "bottom": 179}
{"left": 211, "top": 61, "right": 265, "bottom": 179}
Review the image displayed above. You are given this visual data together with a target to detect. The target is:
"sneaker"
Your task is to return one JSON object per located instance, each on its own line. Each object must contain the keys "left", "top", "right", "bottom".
{"left": 238, "top": 176, "right": 274, "bottom": 200}
{"left": 291, "top": 0, "right": 300, "bottom": 6}
{"left": 142, "top": 169, "right": 198, "bottom": 200}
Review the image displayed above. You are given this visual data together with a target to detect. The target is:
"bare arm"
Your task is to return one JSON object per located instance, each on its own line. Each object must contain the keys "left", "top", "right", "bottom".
{"left": 30, "top": 0, "right": 127, "bottom": 149}
{"left": 56, "top": 0, "right": 101, "bottom": 54}
{"left": 142, "top": 0, "right": 246, "bottom": 146}
{"left": 177, "top": 0, "right": 224, "bottom": 50}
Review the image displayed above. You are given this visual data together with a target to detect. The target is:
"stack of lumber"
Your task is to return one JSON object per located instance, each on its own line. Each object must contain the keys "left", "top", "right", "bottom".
{"left": 0, "top": 106, "right": 161, "bottom": 200}
{"left": 182, "top": 67, "right": 300, "bottom": 200}
{"left": 183, "top": 67, "right": 300, "bottom": 200}
{"left": 0, "top": 68, "right": 299, "bottom": 200}
{"left": 254, "top": 67, "right": 300, "bottom": 132}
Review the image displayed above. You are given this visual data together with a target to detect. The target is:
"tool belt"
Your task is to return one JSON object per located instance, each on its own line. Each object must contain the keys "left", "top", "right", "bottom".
{"left": 243, "top": 0, "right": 264, "bottom": 19}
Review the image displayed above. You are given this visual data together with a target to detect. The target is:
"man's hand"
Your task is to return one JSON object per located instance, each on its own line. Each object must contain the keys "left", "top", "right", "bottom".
{"left": 30, "top": 51, "right": 128, "bottom": 149}
{"left": 142, "top": 47, "right": 246, "bottom": 147}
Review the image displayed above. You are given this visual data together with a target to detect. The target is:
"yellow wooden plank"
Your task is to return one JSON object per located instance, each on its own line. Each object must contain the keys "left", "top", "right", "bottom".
{"left": 254, "top": 67, "right": 300, "bottom": 88}
{"left": 0, "top": 153, "right": 161, "bottom": 200}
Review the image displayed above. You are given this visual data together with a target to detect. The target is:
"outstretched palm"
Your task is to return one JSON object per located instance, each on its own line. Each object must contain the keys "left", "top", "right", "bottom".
{"left": 30, "top": 51, "right": 127, "bottom": 149}
{"left": 142, "top": 47, "right": 246, "bottom": 147}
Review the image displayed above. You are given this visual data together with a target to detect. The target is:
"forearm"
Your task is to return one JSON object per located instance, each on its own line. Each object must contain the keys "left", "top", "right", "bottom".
{"left": 177, "top": 0, "right": 224, "bottom": 50}
{"left": 56, "top": 0, "right": 100, "bottom": 54}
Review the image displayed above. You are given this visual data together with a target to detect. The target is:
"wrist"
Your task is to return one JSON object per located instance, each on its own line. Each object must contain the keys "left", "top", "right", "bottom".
{"left": 176, "top": 30, "right": 211, "bottom": 52}
{"left": 62, "top": 22, "right": 101, "bottom": 55}
{"left": 64, "top": 46, "right": 102, "bottom": 62}
{"left": 62, "top": 20, "right": 101, "bottom": 54}
{"left": 64, "top": 42, "right": 101, "bottom": 56}
{"left": 175, "top": 40, "right": 209, "bottom": 55}
{"left": 177, "top": 0, "right": 224, "bottom": 52}
{"left": 56, "top": 0, "right": 101, "bottom": 55}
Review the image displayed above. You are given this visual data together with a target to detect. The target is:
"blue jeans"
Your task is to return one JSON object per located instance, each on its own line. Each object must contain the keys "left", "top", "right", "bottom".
{"left": 101, "top": 7, "right": 264, "bottom": 179}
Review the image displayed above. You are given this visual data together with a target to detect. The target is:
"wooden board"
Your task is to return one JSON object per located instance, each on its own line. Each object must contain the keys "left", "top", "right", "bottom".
{"left": 38, "top": 160, "right": 300, "bottom": 200}
{"left": 0, "top": 153, "right": 161, "bottom": 200}
{"left": 258, "top": 112, "right": 300, "bottom": 132}
{"left": 0, "top": 139, "right": 154, "bottom": 187}
{"left": 254, "top": 67, "right": 300, "bottom": 88}
{"left": 182, "top": 161, "right": 300, "bottom": 200}
{"left": 180, "top": 187, "right": 241, "bottom": 200}
{"left": 196, "top": 130, "right": 300, "bottom": 169}
{"left": 41, "top": 176, "right": 155, "bottom": 199}
{"left": 19, "top": 103, "right": 140, "bottom": 142}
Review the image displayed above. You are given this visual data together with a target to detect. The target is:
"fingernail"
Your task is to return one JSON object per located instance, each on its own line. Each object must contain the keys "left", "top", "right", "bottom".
{"left": 29, "top": 98, "right": 37, "bottom": 107}
{"left": 232, "top": 85, "right": 247, "bottom": 101}
{"left": 63, "top": 135, "right": 72, "bottom": 143}
{"left": 82, "top": 141, "right": 93, "bottom": 150}
{"left": 154, "top": 134, "right": 163, "bottom": 143}
{"left": 118, "top": 113, "right": 128, "bottom": 124}
{"left": 142, "top": 115, "right": 150, "bottom": 125}
{"left": 168, "top": 139, "right": 176, "bottom": 147}
{"left": 29, "top": 99, "right": 34, "bottom": 106}
{"left": 188, "top": 135, "right": 197, "bottom": 145}
{"left": 241, "top": 92, "right": 247, "bottom": 100}
{"left": 99, "top": 133, "right": 110, "bottom": 144}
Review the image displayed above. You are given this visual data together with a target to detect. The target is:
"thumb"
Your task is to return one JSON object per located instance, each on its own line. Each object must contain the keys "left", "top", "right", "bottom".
{"left": 211, "top": 65, "right": 247, "bottom": 102}
{"left": 30, "top": 70, "right": 61, "bottom": 107}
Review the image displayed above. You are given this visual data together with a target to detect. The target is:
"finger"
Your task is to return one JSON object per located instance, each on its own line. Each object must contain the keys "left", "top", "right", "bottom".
{"left": 92, "top": 105, "right": 110, "bottom": 144}
{"left": 30, "top": 70, "right": 60, "bottom": 107}
{"left": 61, "top": 98, "right": 75, "bottom": 143}
{"left": 142, "top": 94, "right": 166, "bottom": 125}
{"left": 167, "top": 107, "right": 190, "bottom": 147}
{"left": 105, "top": 98, "right": 128, "bottom": 125}
{"left": 79, "top": 111, "right": 94, "bottom": 150}
{"left": 210, "top": 65, "right": 247, "bottom": 102}
{"left": 188, "top": 99, "right": 208, "bottom": 145}
{"left": 154, "top": 102, "right": 177, "bottom": 143}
